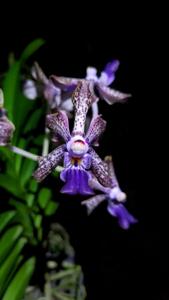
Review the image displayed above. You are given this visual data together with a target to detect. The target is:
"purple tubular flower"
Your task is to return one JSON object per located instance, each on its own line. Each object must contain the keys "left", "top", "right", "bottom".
{"left": 34, "top": 81, "right": 111, "bottom": 195}
{"left": 99, "top": 59, "right": 120, "bottom": 86}
{"left": 82, "top": 156, "right": 137, "bottom": 229}
{"left": 107, "top": 202, "right": 137, "bottom": 230}
{"left": 50, "top": 59, "right": 131, "bottom": 106}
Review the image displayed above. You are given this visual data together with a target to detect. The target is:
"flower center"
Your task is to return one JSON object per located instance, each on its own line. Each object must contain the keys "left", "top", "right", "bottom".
{"left": 70, "top": 140, "right": 86, "bottom": 156}
{"left": 67, "top": 136, "right": 89, "bottom": 157}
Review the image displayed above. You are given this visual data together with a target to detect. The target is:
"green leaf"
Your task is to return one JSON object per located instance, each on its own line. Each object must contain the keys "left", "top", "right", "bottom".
{"left": 0, "top": 174, "right": 26, "bottom": 199}
{"left": 14, "top": 138, "right": 27, "bottom": 174}
{"left": 0, "top": 225, "right": 23, "bottom": 265}
{"left": 0, "top": 238, "right": 27, "bottom": 294}
{"left": 20, "top": 39, "right": 45, "bottom": 63}
{"left": 0, "top": 211, "right": 16, "bottom": 233}
{"left": 23, "top": 107, "right": 43, "bottom": 134}
{"left": 13, "top": 95, "right": 35, "bottom": 144}
{"left": 45, "top": 201, "right": 59, "bottom": 216}
{"left": 37, "top": 188, "right": 52, "bottom": 209}
{"left": 10, "top": 200, "right": 34, "bottom": 240}
{"left": 20, "top": 158, "right": 36, "bottom": 187}
{"left": 25, "top": 193, "right": 35, "bottom": 207}
{"left": 3, "top": 61, "right": 20, "bottom": 120}
{"left": 2, "top": 257, "right": 36, "bottom": 300}
{"left": 29, "top": 178, "right": 38, "bottom": 193}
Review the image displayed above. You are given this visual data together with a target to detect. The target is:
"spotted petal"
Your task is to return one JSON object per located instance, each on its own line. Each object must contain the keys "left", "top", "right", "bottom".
{"left": 72, "top": 81, "right": 97, "bottom": 136}
{"left": 82, "top": 194, "right": 106, "bottom": 214}
{"left": 89, "top": 148, "right": 112, "bottom": 187}
{"left": 97, "top": 84, "right": 131, "bottom": 105}
{"left": 85, "top": 115, "right": 106, "bottom": 145}
{"left": 46, "top": 111, "right": 71, "bottom": 143}
{"left": 0, "top": 115, "right": 15, "bottom": 146}
{"left": 33, "top": 145, "right": 65, "bottom": 182}
{"left": 104, "top": 156, "right": 119, "bottom": 187}
{"left": 88, "top": 177, "right": 110, "bottom": 194}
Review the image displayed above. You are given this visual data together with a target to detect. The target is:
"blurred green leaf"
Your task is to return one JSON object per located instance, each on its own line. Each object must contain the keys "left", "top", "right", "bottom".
{"left": 10, "top": 199, "right": 35, "bottom": 241}
{"left": 3, "top": 61, "right": 20, "bottom": 120}
{"left": 25, "top": 193, "right": 35, "bottom": 207}
{"left": 20, "top": 39, "right": 45, "bottom": 63}
{"left": 29, "top": 179, "right": 38, "bottom": 193}
{"left": 0, "top": 225, "right": 23, "bottom": 265}
{"left": 0, "top": 174, "right": 26, "bottom": 199}
{"left": 45, "top": 201, "right": 59, "bottom": 216}
{"left": 0, "top": 238, "right": 27, "bottom": 294}
{"left": 14, "top": 139, "right": 27, "bottom": 174}
{"left": 0, "top": 211, "right": 16, "bottom": 233}
{"left": 20, "top": 159, "right": 36, "bottom": 187}
{"left": 37, "top": 188, "right": 52, "bottom": 209}
{"left": 23, "top": 107, "right": 43, "bottom": 134}
{"left": 2, "top": 257, "right": 36, "bottom": 300}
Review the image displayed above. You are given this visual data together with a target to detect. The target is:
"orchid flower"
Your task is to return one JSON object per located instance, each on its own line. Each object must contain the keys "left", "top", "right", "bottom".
{"left": 82, "top": 156, "right": 137, "bottom": 229}
{"left": 50, "top": 59, "right": 131, "bottom": 105}
{"left": 34, "top": 81, "right": 112, "bottom": 195}
{"left": 0, "top": 89, "right": 15, "bottom": 146}
{"left": 23, "top": 63, "right": 73, "bottom": 113}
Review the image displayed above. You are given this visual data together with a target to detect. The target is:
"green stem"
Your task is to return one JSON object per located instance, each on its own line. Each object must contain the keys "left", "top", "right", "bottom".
{"left": 9, "top": 146, "right": 39, "bottom": 161}
{"left": 42, "top": 127, "right": 50, "bottom": 156}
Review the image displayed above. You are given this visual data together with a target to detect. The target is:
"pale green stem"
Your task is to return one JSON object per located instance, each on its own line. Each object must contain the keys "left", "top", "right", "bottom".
{"left": 42, "top": 127, "right": 50, "bottom": 156}
{"left": 9, "top": 145, "right": 39, "bottom": 161}
{"left": 8, "top": 145, "right": 64, "bottom": 172}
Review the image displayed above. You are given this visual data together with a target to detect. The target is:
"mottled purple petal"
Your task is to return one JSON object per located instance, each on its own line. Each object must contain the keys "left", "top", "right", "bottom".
{"left": 46, "top": 111, "right": 71, "bottom": 143}
{"left": 85, "top": 115, "right": 106, "bottom": 145}
{"left": 104, "top": 156, "right": 119, "bottom": 187}
{"left": 33, "top": 145, "right": 65, "bottom": 182}
{"left": 60, "top": 168, "right": 94, "bottom": 195}
{"left": 107, "top": 202, "right": 137, "bottom": 229}
{"left": 89, "top": 147, "right": 112, "bottom": 187}
{"left": 43, "top": 81, "right": 61, "bottom": 109}
{"left": 97, "top": 84, "right": 131, "bottom": 105}
{"left": 33, "top": 62, "right": 48, "bottom": 84}
{"left": 82, "top": 194, "right": 106, "bottom": 214}
{"left": 50, "top": 75, "right": 79, "bottom": 92}
{"left": 72, "top": 81, "right": 97, "bottom": 136}
{"left": 0, "top": 115, "right": 15, "bottom": 146}
{"left": 88, "top": 177, "right": 110, "bottom": 194}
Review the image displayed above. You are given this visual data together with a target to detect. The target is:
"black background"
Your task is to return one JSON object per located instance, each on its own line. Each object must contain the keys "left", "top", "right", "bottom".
{"left": 0, "top": 4, "right": 167, "bottom": 300}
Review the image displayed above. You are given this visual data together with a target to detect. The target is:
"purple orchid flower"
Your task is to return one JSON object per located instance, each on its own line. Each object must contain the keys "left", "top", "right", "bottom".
{"left": 50, "top": 59, "right": 131, "bottom": 105}
{"left": 23, "top": 62, "right": 73, "bottom": 113}
{"left": 0, "top": 89, "right": 15, "bottom": 146}
{"left": 34, "top": 81, "right": 112, "bottom": 195}
{"left": 82, "top": 156, "right": 137, "bottom": 229}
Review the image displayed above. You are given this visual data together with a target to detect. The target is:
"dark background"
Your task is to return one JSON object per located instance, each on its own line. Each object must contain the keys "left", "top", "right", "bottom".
{"left": 0, "top": 5, "right": 167, "bottom": 300}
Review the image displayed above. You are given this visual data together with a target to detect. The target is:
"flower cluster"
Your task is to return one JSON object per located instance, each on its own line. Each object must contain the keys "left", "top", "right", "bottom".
{"left": 0, "top": 59, "right": 137, "bottom": 229}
